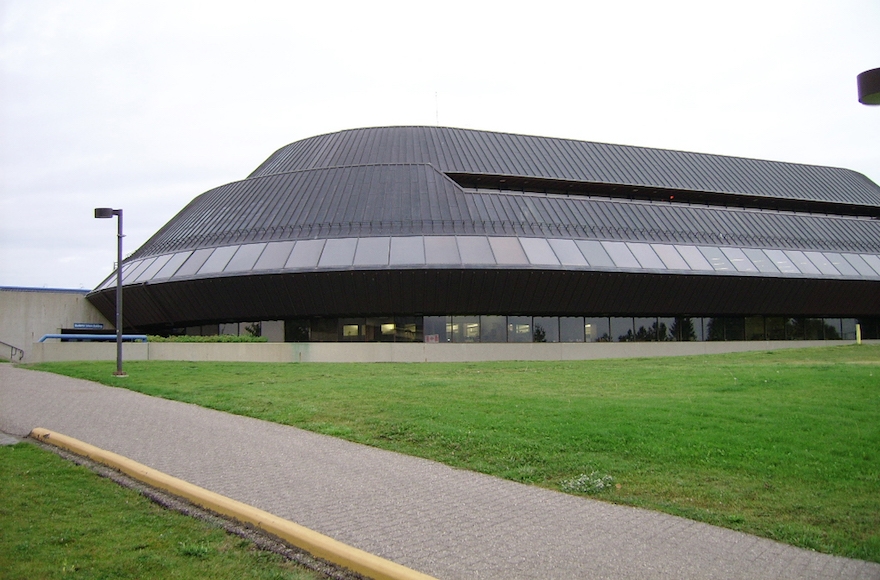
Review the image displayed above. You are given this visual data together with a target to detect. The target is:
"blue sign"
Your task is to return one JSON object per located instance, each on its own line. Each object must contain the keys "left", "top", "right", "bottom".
{"left": 74, "top": 322, "right": 104, "bottom": 329}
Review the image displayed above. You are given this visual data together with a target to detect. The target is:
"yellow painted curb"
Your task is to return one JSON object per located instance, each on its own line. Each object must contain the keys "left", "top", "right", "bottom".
{"left": 30, "top": 428, "right": 437, "bottom": 580}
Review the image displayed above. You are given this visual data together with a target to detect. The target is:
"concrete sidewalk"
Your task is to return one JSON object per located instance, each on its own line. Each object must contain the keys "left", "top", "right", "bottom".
{"left": 1, "top": 363, "right": 878, "bottom": 580}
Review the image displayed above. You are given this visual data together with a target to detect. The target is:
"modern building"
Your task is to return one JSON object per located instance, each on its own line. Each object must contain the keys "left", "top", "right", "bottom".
{"left": 87, "top": 126, "right": 880, "bottom": 343}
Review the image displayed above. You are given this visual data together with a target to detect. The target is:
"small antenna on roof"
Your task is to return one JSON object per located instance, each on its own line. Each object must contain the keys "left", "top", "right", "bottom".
{"left": 435, "top": 91, "right": 439, "bottom": 125}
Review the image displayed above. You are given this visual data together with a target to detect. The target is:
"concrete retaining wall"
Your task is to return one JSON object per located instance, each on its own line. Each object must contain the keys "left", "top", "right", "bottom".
{"left": 25, "top": 339, "right": 874, "bottom": 364}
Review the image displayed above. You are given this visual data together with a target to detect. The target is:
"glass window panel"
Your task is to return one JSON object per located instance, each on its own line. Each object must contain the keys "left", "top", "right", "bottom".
{"left": 698, "top": 247, "right": 736, "bottom": 272}
{"left": 559, "top": 317, "right": 585, "bottom": 342}
{"left": 154, "top": 251, "right": 192, "bottom": 280}
{"left": 823, "top": 318, "right": 842, "bottom": 340}
{"left": 394, "top": 316, "right": 422, "bottom": 342}
{"left": 783, "top": 250, "right": 820, "bottom": 275}
{"left": 822, "top": 252, "right": 858, "bottom": 276}
{"left": 860, "top": 254, "right": 880, "bottom": 276}
{"left": 669, "top": 317, "right": 698, "bottom": 341}
{"left": 284, "top": 319, "right": 310, "bottom": 342}
{"left": 627, "top": 243, "right": 665, "bottom": 269}
{"left": 135, "top": 254, "right": 173, "bottom": 282}
{"left": 721, "top": 248, "right": 758, "bottom": 273}
{"left": 225, "top": 243, "right": 267, "bottom": 272}
{"left": 286, "top": 239, "right": 325, "bottom": 269}
{"left": 340, "top": 318, "right": 364, "bottom": 341}
{"left": 255, "top": 241, "right": 295, "bottom": 270}
{"left": 424, "top": 236, "right": 461, "bottom": 265}
{"left": 725, "top": 317, "right": 745, "bottom": 341}
{"left": 198, "top": 246, "right": 239, "bottom": 274}
{"left": 309, "top": 318, "right": 337, "bottom": 342}
{"left": 602, "top": 241, "right": 640, "bottom": 269}
{"left": 507, "top": 316, "right": 532, "bottom": 343}
{"left": 611, "top": 317, "right": 634, "bottom": 342}
{"left": 175, "top": 248, "right": 213, "bottom": 277}
{"left": 803, "top": 251, "right": 839, "bottom": 276}
{"left": 585, "top": 317, "right": 611, "bottom": 342}
{"left": 489, "top": 238, "right": 528, "bottom": 265}
{"left": 632, "top": 317, "right": 660, "bottom": 341}
{"left": 452, "top": 316, "right": 480, "bottom": 342}
{"left": 575, "top": 240, "right": 615, "bottom": 268}
{"left": 480, "top": 316, "right": 507, "bottom": 342}
{"left": 457, "top": 237, "right": 495, "bottom": 264}
{"left": 841, "top": 318, "right": 858, "bottom": 340}
{"left": 318, "top": 238, "right": 357, "bottom": 268}
{"left": 354, "top": 237, "right": 390, "bottom": 266}
{"left": 548, "top": 239, "right": 588, "bottom": 266}
{"left": 533, "top": 317, "right": 559, "bottom": 342}
{"left": 423, "top": 316, "right": 449, "bottom": 343}
{"left": 652, "top": 244, "right": 690, "bottom": 270}
{"left": 745, "top": 316, "right": 765, "bottom": 340}
{"left": 122, "top": 259, "right": 153, "bottom": 283}
{"left": 742, "top": 249, "right": 779, "bottom": 273}
{"left": 520, "top": 238, "right": 560, "bottom": 266}
{"left": 676, "top": 245, "right": 713, "bottom": 271}
{"left": 766, "top": 317, "right": 785, "bottom": 340}
{"left": 763, "top": 249, "right": 800, "bottom": 274}
{"left": 841, "top": 253, "right": 878, "bottom": 277}
{"left": 801, "top": 318, "right": 825, "bottom": 340}
{"left": 657, "top": 317, "right": 675, "bottom": 341}
{"left": 365, "top": 318, "right": 394, "bottom": 342}
{"left": 390, "top": 236, "right": 426, "bottom": 265}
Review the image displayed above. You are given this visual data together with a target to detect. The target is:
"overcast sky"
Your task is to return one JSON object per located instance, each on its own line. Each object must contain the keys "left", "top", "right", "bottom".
{"left": 1, "top": 0, "right": 878, "bottom": 290}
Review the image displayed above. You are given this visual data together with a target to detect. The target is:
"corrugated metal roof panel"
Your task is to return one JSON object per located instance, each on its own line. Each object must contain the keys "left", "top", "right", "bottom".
{"left": 246, "top": 127, "right": 880, "bottom": 209}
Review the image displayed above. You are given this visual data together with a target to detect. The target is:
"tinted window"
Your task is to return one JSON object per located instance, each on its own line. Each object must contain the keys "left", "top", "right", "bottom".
{"left": 652, "top": 244, "right": 689, "bottom": 270}
{"left": 520, "top": 238, "right": 559, "bottom": 266}
{"left": 390, "top": 237, "right": 426, "bottom": 265}
{"left": 602, "top": 242, "right": 640, "bottom": 269}
{"left": 287, "top": 239, "right": 325, "bottom": 269}
{"left": 198, "top": 246, "right": 238, "bottom": 274}
{"left": 225, "top": 243, "right": 267, "bottom": 272}
{"left": 548, "top": 239, "right": 588, "bottom": 266}
{"left": 628, "top": 243, "right": 664, "bottom": 269}
{"left": 575, "top": 240, "right": 615, "bottom": 268}
{"left": 354, "top": 237, "right": 390, "bottom": 266}
{"left": 457, "top": 237, "right": 495, "bottom": 264}
{"left": 489, "top": 238, "right": 528, "bottom": 265}
{"left": 319, "top": 238, "right": 357, "bottom": 268}
{"left": 154, "top": 251, "right": 192, "bottom": 279}
{"left": 424, "top": 236, "right": 461, "bottom": 265}
{"left": 255, "top": 241, "right": 295, "bottom": 270}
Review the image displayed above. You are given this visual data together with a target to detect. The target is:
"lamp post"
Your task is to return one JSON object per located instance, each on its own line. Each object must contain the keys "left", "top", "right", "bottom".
{"left": 94, "top": 207, "right": 127, "bottom": 376}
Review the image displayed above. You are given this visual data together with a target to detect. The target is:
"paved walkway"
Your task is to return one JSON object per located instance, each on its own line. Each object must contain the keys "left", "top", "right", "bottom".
{"left": 2, "top": 364, "right": 878, "bottom": 580}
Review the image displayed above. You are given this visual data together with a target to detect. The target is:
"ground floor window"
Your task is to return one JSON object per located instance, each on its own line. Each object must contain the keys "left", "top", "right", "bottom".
{"left": 273, "top": 316, "right": 878, "bottom": 343}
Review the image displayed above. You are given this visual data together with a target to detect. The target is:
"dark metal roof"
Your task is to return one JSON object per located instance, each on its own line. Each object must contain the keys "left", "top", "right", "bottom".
{"left": 249, "top": 127, "right": 880, "bottom": 210}
{"left": 133, "top": 163, "right": 880, "bottom": 259}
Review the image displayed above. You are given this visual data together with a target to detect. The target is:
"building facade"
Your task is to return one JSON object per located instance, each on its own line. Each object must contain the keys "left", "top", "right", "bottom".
{"left": 87, "top": 127, "right": 880, "bottom": 343}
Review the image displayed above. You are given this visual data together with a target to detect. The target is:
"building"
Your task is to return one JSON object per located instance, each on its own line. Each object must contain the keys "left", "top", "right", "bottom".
{"left": 87, "top": 126, "right": 880, "bottom": 343}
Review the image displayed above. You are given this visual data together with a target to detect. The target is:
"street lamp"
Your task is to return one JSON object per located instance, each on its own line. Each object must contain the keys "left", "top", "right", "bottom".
{"left": 94, "top": 207, "right": 127, "bottom": 376}
{"left": 857, "top": 67, "right": 880, "bottom": 105}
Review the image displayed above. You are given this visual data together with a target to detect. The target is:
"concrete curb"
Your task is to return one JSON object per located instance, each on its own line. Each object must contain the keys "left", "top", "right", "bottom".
{"left": 29, "top": 428, "right": 437, "bottom": 580}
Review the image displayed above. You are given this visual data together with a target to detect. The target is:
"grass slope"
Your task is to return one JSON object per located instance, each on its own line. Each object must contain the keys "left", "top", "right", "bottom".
{"left": 30, "top": 345, "right": 880, "bottom": 562}
{"left": 0, "top": 443, "right": 322, "bottom": 579}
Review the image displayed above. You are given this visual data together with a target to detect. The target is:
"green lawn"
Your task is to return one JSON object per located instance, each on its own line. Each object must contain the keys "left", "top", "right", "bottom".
{"left": 30, "top": 344, "right": 880, "bottom": 562}
{"left": 0, "top": 443, "right": 323, "bottom": 580}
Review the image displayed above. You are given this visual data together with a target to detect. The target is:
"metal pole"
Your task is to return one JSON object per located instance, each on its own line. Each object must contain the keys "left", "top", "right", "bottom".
{"left": 115, "top": 209, "right": 125, "bottom": 376}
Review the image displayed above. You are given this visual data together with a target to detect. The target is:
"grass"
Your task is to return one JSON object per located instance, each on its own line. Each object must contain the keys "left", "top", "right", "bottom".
{"left": 0, "top": 443, "right": 324, "bottom": 579}
{"left": 28, "top": 344, "right": 880, "bottom": 563}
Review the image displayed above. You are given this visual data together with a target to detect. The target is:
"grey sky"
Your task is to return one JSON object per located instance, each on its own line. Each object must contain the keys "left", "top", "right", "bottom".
{"left": 1, "top": 0, "right": 878, "bottom": 289}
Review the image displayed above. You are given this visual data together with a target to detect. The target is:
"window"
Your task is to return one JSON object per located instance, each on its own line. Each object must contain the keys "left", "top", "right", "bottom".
{"left": 508, "top": 316, "right": 532, "bottom": 343}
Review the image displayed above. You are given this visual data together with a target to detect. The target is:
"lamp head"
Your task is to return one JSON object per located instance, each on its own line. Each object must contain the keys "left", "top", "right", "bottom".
{"left": 857, "top": 67, "right": 880, "bottom": 105}
{"left": 94, "top": 208, "right": 117, "bottom": 218}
